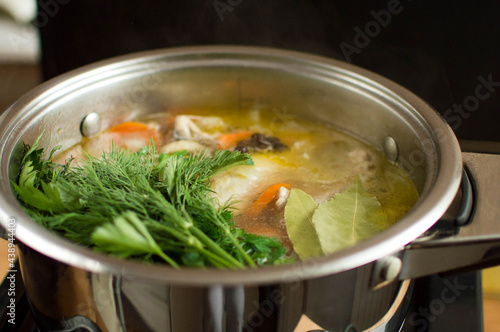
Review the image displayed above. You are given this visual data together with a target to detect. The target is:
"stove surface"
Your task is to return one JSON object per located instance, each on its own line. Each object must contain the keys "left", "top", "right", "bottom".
{"left": 401, "top": 272, "right": 483, "bottom": 332}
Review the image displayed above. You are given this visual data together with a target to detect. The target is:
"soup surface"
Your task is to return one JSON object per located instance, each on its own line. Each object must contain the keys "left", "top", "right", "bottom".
{"left": 17, "top": 108, "right": 419, "bottom": 266}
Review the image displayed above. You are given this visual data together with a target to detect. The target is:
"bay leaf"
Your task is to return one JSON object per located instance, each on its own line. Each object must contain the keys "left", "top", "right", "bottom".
{"left": 284, "top": 189, "right": 324, "bottom": 259}
{"left": 312, "top": 175, "right": 386, "bottom": 254}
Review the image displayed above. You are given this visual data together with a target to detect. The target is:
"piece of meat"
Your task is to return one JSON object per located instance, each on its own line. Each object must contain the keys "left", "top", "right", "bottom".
{"left": 348, "top": 149, "right": 376, "bottom": 180}
{"left": 275, "top": 186, "right": 291, "bottom": 208}
{"left": 173, "top": 115, "right": 224, "bottom": 141}
{"left": 160, "top": 140, "right": 209, "bottom": 154}
{"left": 210, "top": 156, "right": 286, "bottom": 211}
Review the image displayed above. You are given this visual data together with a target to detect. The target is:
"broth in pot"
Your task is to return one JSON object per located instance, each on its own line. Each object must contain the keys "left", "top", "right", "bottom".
{"left": 18, "top": 107, "right": 419, "bottom": 265}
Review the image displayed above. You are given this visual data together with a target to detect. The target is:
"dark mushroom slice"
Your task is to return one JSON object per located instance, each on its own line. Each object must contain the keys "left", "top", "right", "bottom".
{"left": 234, "top": 133, "right": 287, "bottom": 153}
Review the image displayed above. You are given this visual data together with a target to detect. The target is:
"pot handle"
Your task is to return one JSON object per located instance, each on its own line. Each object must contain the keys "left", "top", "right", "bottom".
{"left": 398, "top": 152, "right": 500, "bottom": 280}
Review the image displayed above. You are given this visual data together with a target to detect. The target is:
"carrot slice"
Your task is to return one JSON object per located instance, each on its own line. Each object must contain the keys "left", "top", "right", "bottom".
{"left": 109, "top": 121, "right": 160, "bottom": 147}
{"left": 109, "top": 121, "right": 152, "bottom": 133}
{"left": 216, "top": 131, "right": 254, "bottom": 149}
{"left": 248, "top": 183, "right": 292, "bottom": 216}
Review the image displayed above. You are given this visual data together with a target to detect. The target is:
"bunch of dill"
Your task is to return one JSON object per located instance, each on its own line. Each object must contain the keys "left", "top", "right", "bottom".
{"left": 13, "top": 136, "right": 289, "bottom": 268}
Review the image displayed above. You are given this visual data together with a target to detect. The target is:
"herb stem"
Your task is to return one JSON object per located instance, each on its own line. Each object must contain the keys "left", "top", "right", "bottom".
{"left": 226, "top": 229, "right": 257, "bottom": 268}
{"left": 155, "top": 249, "right": 180, "bottom": 268}
{"left": 206, "top": 208, "right": 257, "bottom": 268}
{"left": 196, "top": 247, "right": 236, "bottom": 269}
{"left": 189, "top": 226, "right": 245, "bottom": 269}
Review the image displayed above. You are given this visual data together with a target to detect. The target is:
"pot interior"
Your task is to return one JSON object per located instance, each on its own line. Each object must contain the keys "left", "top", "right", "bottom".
{"left": 0, "top": 47, "right": 462, "bottom": 284}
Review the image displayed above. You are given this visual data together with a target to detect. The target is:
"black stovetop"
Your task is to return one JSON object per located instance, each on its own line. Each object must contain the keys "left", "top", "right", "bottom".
{"left": 401, "top": 272, "right": 483, "bottom": 332}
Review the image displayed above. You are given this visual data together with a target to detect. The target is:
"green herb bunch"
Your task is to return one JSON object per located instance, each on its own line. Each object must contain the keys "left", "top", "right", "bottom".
{"left": 13, "top": 136, "right": 289, "bottom": 268}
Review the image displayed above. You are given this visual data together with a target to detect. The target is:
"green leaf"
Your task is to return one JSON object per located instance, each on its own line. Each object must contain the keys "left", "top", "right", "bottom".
{"left": 91, "top": 211, "right": 179, "bottom": 267}
{"left": 312, "top": 175, "right": 387, "bottom": 254}
{"left": 238, "top": 231, "right": 287, "bottom": 266}
{"left": 284, "top": 189, "right": 323, "bottom": 259}
{"left": 13, "top": 181, "right": 66, "bottom": 213}
{"left": 13, "top": 138, "right": 70, "bottom": 213}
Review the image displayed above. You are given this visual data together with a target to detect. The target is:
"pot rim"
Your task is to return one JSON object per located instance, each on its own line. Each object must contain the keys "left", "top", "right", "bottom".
{"left": 0, "top": 45, "right": 462, "bottom": 286}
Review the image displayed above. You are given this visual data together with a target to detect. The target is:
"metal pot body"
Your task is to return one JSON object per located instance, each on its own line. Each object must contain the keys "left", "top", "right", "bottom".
{"left": 0, "top": 47, "right": 462, "bottom": 332}
{"left": 20, "top": 244, "right": 408, "bottom": 332}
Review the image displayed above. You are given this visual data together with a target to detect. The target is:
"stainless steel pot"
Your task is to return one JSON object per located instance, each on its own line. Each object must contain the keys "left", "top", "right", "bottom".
{"left": 1, "top": 46, "right": 499, "bottom": 332}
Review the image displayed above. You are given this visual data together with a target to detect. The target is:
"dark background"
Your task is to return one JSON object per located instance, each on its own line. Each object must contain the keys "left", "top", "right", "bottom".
{"left": 37, "top": 0, "right": 500, "bottom": 141}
